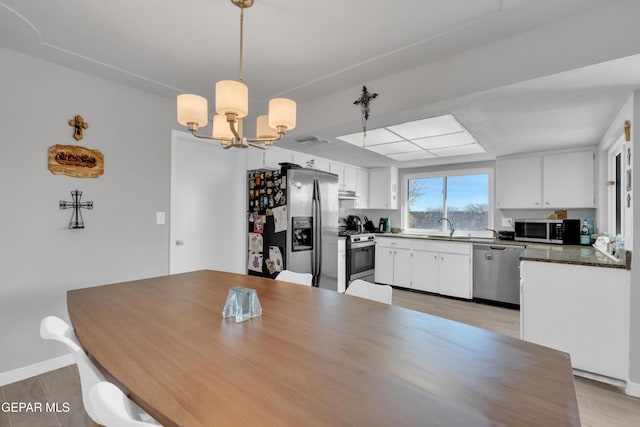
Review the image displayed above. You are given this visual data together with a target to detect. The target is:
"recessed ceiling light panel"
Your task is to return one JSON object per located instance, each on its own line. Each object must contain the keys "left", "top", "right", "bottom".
{"left": 411, "top": 131, "right": 475, "bottom": 149}
{"left": 387, "top": 114, "right": 462, "bottom": 139}
{"left": 337, "top": 128, "right": 402, "bottom": 146}
{"left": 366, "top": 141, "right": 421, "bottom": 155}
{"left": 336, "top": 113, "right": 486, "bottom": 162}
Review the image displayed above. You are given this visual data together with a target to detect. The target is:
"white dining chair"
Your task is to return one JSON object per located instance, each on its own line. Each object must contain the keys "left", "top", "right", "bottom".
{"left": 90, "top": 381, "right": 162, "bottom": 426}
{"left": 40, "top": 316, "right": 105, "bottom": 424}
{"left": 40, "top": 316, "right": 156, "bottom": 426}
{"left": 345, "top": 279, "right": 393, "bottom": 305}
{"left": 276, "top": 270, "right": 313, "bottom": 286}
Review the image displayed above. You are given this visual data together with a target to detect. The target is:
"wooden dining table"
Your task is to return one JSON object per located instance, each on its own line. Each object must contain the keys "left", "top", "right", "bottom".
{"left": 67, "top": 270, "right": 580, "bottom": 426}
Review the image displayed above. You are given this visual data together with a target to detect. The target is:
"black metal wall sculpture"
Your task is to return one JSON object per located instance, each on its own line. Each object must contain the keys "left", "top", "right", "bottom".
{"left": 60, "top": 190, "right": 93, "bottom": 229}
{"left": 353, "top": 86, "right": 378, "bottom": 139}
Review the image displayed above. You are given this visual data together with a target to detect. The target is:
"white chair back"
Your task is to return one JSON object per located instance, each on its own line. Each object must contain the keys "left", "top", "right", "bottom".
{"left": 276, "top": 270, "right": 313, "bottom": 286}
{"left": 89, "top": 381, "right": 161, "bottom": 426}
{"left": 40, "top": 316, "right": 104, "bottom": 423}
{"left": 345, "top": 280, "right": 393, "bottom": 305}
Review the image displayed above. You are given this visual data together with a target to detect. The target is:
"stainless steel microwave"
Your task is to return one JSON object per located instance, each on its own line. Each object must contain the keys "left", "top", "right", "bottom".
{"left": 514, "top": 219, "right": 580, "bottom": 244}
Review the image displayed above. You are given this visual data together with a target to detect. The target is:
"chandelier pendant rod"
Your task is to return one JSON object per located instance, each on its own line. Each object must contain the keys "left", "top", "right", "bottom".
{"left": 225, "top": 3, "right": 246, "bottom": 143}
{"left": 239, "top": 5, "right": 244, "bottom": 83}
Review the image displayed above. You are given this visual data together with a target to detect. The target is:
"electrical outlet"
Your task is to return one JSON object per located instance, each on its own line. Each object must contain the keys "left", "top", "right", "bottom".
{"left": 501, "top": 217, "right": 513, "bottom": 227}
{"left": 156, "top": 211, "right": 166, "bottom": 225}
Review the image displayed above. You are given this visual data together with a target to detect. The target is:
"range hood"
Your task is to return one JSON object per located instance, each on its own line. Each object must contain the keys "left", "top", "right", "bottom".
{"left": 338, "top": 190, "right": 358, "bottom": 200}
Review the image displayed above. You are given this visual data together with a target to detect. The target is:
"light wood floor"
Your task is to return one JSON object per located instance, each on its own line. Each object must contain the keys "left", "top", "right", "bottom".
{"left": 392, "top": 288, "right": 640, "bottom": 427}
{"left": 2, "top": 289, "right": 640, "bottom": 426}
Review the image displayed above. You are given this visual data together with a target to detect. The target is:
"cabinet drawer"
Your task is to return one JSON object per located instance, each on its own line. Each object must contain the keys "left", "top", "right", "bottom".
{"left": 376, "top": 237, "right": 411, "bottom": 249}
{"left": 412, "top": 239, "right": 471, "bottom": 255}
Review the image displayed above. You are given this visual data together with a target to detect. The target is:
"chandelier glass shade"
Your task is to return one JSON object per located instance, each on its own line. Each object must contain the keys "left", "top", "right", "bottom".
{"left": 176, "top": 0, "right": 296, "bottom": 149}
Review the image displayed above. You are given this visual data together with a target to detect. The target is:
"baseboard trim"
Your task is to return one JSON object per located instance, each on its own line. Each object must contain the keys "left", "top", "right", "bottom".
{"left": 625, "top": 380, "right": 640, "bottom": 397}
{"left": 573, "top": 368, "right": 626, "bottom": 388}
{"left": 0, "top": 354, "right": 74, "bottom": 387}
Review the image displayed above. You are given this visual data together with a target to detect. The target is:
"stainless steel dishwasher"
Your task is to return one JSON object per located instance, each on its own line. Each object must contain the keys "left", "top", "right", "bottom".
{"left": 473, "top": 244, "right": 525, "bottom": 306}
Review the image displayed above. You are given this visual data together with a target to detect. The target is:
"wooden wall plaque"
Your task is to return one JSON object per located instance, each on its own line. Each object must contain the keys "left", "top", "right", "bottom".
{"left": 48, "top": 144, "right": 104, "bottom": 178}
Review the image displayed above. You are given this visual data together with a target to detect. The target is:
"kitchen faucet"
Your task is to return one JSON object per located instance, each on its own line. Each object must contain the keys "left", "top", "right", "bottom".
{"left": 438, "top": 217, "right": 455, "bottom": 238}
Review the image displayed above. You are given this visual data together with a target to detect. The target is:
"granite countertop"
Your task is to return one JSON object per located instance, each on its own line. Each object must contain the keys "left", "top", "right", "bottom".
{"left": 374, "top": 232, "right": 632, "bottom": 270}
{"left": 521, "top": 244, "right": 631, "bottom": 270}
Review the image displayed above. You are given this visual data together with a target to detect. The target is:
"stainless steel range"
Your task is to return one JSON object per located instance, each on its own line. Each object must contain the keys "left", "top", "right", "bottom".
{"left": 341, "top": 231, "right": 376, "bottom": 284}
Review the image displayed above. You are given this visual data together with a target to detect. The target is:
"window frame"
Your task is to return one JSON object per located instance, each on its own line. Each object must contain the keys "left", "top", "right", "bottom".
{"left": 402, "top": 167, "right": 494, "bottom": 237}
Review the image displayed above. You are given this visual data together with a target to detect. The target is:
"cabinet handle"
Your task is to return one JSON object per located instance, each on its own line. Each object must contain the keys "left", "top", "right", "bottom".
{"left": 545, "top": 201, "right": 550, "bottom": 205}
{"left": 534, "top": 202, "right": 539, "bottom": 206}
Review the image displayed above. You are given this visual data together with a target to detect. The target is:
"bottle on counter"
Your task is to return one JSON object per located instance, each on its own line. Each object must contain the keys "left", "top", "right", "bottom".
{"left": 580, "top": 220, "right": 591, "bottom": 245}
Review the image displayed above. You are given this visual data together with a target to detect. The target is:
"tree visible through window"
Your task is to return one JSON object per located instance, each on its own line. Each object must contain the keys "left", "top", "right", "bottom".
{"left": 407, "top": 173, "right": 489, "bottom": 233}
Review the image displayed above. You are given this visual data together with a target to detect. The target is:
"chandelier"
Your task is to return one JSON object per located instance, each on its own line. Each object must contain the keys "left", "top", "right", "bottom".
{"left": 176, "top": 0, "right": 296, "bottom": 149}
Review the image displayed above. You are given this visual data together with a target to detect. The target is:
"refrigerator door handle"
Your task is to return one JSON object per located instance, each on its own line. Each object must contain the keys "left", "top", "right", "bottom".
{"left": 315, "top": 178, "right": 323, "bottom": 286}
{"left": 311, "top": 179, "right": 318, "bottom": 284}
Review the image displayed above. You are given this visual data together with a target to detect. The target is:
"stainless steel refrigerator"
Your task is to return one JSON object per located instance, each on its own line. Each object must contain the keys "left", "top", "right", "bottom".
{"left": 247, "top": 167, "right": 338, "bottom": 291}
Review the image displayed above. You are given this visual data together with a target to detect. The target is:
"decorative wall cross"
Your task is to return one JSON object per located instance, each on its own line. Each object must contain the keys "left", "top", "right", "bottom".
{"left": 59, "top": 190, "right": 93, "bottom": 229}
{"left": 68, "top": 115, "right": 89, "bottom": 141}
{"left": 353, "top": 86, "right": 378, "bottom": 140}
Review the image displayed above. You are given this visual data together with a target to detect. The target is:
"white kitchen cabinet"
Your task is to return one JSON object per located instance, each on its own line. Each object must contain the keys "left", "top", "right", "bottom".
{"left": 343, "top": 165, "right": 357, "bottom": 192}
{"left": 411, "top": 240, "right": 472, "bottom": 298}
{"left": 438, "top": 253, "right": 472, "bottom": 299}
{"left": 377, "top": 237, "right": 472, "bottom": 298}
{"left": 338, "top": 238, "right": 346, "bottom": 293}
{"left": 496, "top": 156, "right": 542, "bottom": 208}
{"left": 355, "top": 167, "right": 369, "bottom": 208}
{"left": 368, "top": 167, "right": 398, "bottom": 209}
{"left": 521, "top": 260, "right": 630, "bottom": 380}
{"left": 496, "top": 149, "right": 596, "bottom": 209}
{"left": 543, "top": 150, "right": 595, "bottom": 208}
{"left": 247, "top": 146, "right": 293, "bottom": 170}
{"left": 375, "top": 238, "right": 411, "bottom": 287}
{"left": 330, "top": 162, "right": 343, "bottom": 188}
{"left": 293, "top": 152, "right": 331, "bottom": 172}
{"left": 331, "top": 162, "right": 357, "bottom": 192}
{"left": 314, "top": 158, "right": 331, "bottom": 172}
{"left": 411, "top": 250, "right": 439, "bottom": 293}
{"left": 343, "top": 167, "right": 369, "bottom": 209}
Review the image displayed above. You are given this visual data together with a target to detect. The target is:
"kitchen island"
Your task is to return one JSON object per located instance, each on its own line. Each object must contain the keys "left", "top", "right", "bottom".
{"left": 520, "top": 247, "right": 632, "bottom": 386}
{"left": 68, "top": 270, "right": 580, "bottom": 426}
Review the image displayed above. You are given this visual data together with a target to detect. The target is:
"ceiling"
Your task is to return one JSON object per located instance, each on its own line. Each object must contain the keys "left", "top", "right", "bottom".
{"left": 2, "top": 0, "right": 640, "bottom": 168}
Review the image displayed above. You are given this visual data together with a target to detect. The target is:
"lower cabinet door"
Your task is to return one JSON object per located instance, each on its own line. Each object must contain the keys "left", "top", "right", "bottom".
{"left": 375, "top": 247, "right": 394, "bottom": 285}
{"left": 393, "top": 248, "right": 412, "bottom": 288}
{"left": 411, "top": 250, "right": 439, "bottom": 293}
{"left": 438, "top": 253, "right": 471, "bottom": 299}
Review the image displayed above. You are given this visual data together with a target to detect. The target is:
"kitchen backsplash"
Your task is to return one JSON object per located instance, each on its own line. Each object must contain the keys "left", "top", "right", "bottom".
{"left": 339, "top": 207, "right": 401, "bottom": 231}
{"left": 340, "top": 206, "right": 598, "bottom": 233}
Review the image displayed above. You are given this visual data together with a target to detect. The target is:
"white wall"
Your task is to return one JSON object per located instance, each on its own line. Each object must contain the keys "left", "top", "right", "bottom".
{"left": 0, "top": 47, "right": 174, "bottom": 373}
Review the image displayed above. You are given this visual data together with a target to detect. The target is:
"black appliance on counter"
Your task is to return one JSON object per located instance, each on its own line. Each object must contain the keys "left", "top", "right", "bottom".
{"left": 346, "top": 215, "right": 363, "bottom": 233}
{"left": 514, "top": 219, "right": 580, "bottom": 244}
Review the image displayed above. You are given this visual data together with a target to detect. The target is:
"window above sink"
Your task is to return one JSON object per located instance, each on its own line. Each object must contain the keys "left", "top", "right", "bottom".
{"left": 403, "top": 167, "right": 494, "bottom": 239}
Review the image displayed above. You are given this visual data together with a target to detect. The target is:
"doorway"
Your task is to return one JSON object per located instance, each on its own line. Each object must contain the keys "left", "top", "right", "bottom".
{"left": 170, "top": 130, "right": 246, "bottom": 274}
{"left": 608, "top": 135, "right": 626, "bottom": 237}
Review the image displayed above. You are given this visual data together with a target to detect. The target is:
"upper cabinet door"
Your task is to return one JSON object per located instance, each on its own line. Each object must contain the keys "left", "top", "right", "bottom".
{"left": 496, "top": 156, "right": 542, "bottom": 209}
{"left": 543, "top": 150, "right": 595, "bottom": 208}
{"left": 343, "top": 165, "right": 357, "bottom": 192}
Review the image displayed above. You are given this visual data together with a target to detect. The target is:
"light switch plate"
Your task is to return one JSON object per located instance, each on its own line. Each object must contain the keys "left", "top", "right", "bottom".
{"left": 502, "top": 217, "right": 513, "bottom": 227}
{"left": 156, "top": 211, "right": 166, "bottom": 225}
